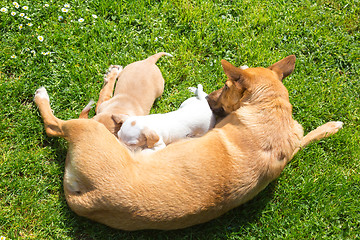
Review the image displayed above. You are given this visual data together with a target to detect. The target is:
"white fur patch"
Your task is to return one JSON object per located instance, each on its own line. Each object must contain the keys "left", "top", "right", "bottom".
{"left": 35, "top": 87, "right": 50, "bottom": 101}
{"left": 104, "top": 65, "right": 123, "bottom": 83}
{"left": 334, "top": 121, "right": 344, "bottom": 129}
{"left": 64, "top": 162, "right": 80, "bottom": 193}
{"left": 163, "top": 52, "right": 173, "bottom": 58}
{"left": 240, "top": 65, "right": 249, "bottom": 70}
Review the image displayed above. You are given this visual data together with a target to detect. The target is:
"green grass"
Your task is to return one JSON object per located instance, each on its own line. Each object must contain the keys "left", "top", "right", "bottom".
{"left": 0, "top": 0, "right": 359, "bottom": 238}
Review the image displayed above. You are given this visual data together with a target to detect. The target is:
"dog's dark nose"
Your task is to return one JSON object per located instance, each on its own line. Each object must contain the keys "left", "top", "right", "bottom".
{"left": 212, "top": 107, "right": 226, "bottom": 117}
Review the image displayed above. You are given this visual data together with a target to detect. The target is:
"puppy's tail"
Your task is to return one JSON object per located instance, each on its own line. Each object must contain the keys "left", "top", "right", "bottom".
{"left": 147, "top": 52, "right": 173, "bottom": 64}
{"left": 79, "top": 99, "right": 96, "bottom": 119}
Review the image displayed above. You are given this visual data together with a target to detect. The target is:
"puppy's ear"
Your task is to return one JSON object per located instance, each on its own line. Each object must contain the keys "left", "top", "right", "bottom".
{"left": 142, "top": 128, "right": 159, "bottom": 148}
{"left": 268, "top": 55, "right": 296, "bottom": 81}
{"left": 111, "top": 114, "right": 129, "bottom": 124}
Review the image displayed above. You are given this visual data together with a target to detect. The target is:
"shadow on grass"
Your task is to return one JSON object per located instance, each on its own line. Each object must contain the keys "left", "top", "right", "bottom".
{"left": 65, "top": 178, "right": 277, "bottom": 239}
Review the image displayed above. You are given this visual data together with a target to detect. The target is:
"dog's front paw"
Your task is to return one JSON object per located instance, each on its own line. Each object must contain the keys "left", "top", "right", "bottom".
{"left": 34, "top": 87, "right": 50, "bottom": 102}
{"left": 104, "top": 65, "right": 123, "bottom": 83}
{"left": 323, "top": 121, "right": 344, "bottom": 136}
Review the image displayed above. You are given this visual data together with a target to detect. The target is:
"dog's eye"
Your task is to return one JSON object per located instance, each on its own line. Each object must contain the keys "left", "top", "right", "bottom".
{"left": 224, "top": 84, "right": 229, "bottom": 90}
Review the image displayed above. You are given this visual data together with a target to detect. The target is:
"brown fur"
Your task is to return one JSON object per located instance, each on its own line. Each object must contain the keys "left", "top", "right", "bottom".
{"left": 79, "top": 52, "right": 170, "bottom": 135}
{"left": 34, "top": 55, "right": 342, "bottom": 230}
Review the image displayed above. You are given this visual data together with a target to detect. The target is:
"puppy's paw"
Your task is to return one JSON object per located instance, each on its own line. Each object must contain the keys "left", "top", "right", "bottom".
{"left": 188, "top": 87, "right": 197, "bottom": 93}
{"left": 34, "top": 87, "right": 50, "bottom": 102}
{"left": 104, "top": 65, "right": 123, "bottom": 83}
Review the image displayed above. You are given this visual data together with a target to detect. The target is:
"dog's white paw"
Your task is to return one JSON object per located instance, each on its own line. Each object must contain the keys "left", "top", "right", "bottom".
{"left": 240, "top": 65, "right": 249, "bottom": 70}
{"left": 34, "top": 87, "right": 49, "bottom": 101}
{"left": 104, "top": 65, "right": 123, "bottom": 83}
{"left": 324, "top": 121, "right": 344, "bottom": 135}
{"left": 108, "top": 65, "right": 123, "bottom": 73}
{"left": 333, "top": 121, "right": 344, "bottom": 132}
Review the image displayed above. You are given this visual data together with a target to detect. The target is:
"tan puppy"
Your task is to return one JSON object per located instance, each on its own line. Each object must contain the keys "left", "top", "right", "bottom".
{"left": 34, "top": 55, "right": 342, "bottom": 231}
{"left": 79, "top": 52, "right": 172, "bottom": 135}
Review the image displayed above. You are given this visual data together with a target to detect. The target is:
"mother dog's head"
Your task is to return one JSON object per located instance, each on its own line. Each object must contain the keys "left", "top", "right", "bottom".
{"left": 207, "top": 55, "right": 296, "bottom": 116}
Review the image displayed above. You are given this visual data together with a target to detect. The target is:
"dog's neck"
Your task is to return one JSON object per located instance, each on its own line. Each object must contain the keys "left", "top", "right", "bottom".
{"left": 226, "top": 90, "right": 302, "bottom": 168}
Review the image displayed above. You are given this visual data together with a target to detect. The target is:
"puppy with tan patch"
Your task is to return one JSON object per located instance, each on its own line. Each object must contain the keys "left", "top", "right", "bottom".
{"left": 34, "top": 55, "right": 342, "bottom": 231}
{"left": 79, "top": 52, "right": 172, "bottom": 135}
{"left": 116, "top": 84, "right": 216, "bottom": 152}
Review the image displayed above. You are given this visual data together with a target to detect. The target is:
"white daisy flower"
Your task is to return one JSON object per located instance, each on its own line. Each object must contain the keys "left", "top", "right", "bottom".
{"left": 13, "top": 2, "right": 19, "bottom": 6}
{"left": 31, "top": 50, "right": 36, "bottom": 55}
{"left": 11, "top": 55, "right": 16, "bottom": 58}
{"left": 61, "top": 8, "right": 68, "bottom": 13}
{"left": 78, "top": 18, "right": 84, "bottom": 23}
{"left": 1, "top": 7, "right": 7, "bottom": 13}
{"left": 11, "top": 12, "right": 16, "bottom": 16}
{"left": 1, "top": 236, "right": 6, "bottom": 240}
{"left": 44, "top": 4, "right": 49, "bottom": 7}
{"left": 37, "top": 36, "right": 44, "bottom": 42}
{"left": 14, "top": 4, "right": 20, "bottom": 9}
{"left": 22, "top": 6, "right": 28, "bottom": 10}
{"left": 24, "top": 16, "right": 31, "bottom": 20}
{"left": 92, "top": 14, "right": 98, "bottom": 18}
{"left": 19, "top": 12, "right": 25, "bottom": 17}
{"left": 27, "top": 23, "right": 33, "bottom": 26}
{"left": 64, "top": 4, "right": 70, "bottom": 8}
{"left": 19, "top": 24, "right": 23, "bottom": 30}
{"left": 58, "top": 16, "right": 63, "bottom": 21}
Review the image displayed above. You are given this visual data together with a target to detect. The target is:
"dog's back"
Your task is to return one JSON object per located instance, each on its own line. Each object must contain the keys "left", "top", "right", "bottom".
{"left": 113, "top": 52, "right": 172, "bottom": 115}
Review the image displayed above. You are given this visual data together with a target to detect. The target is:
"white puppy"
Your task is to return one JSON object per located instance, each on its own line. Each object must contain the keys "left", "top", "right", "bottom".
{"left": 115, "top": 84, "right": 216, "bottom": 152}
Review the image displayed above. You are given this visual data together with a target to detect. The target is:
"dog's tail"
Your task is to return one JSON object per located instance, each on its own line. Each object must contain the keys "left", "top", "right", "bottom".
{"left": 147, "top": 52, "right": 173, "bottom": 64}
{"left": 79, "top": 100, "right": 96, "bottom": 119}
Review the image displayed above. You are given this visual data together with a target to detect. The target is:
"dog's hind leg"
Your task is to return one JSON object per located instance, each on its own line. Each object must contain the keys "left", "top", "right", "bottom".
{"left": 291, "top": 121, "right": 343, "bottom": 158}
{"left": 95, "top": 65, "right": 122, "bottom": 112}
{"left": 34, "top": 87, "right": 65, "bottom": 137}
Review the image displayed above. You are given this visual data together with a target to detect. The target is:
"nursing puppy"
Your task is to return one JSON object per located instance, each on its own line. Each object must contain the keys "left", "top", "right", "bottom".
{"left": 116, "top": 84, "right": 216, "bottom": 152}
{"left": 34, "top": 55, "right": 342, "bottom": 231}
{"left": 79, "top": 52, "right": 172, "bottom": 135}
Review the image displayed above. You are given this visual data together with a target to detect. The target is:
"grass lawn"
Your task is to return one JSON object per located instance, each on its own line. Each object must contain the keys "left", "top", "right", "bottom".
{"left": 0, "top": 0, "right": 359, "bottom": 239}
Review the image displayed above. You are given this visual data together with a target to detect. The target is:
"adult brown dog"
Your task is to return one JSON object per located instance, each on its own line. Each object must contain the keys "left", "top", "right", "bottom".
{"left": 79, "top": 52, "right": 172, "bottom": 135}
{"left": 34, "top": 55, "right": 342, "bottom": 230}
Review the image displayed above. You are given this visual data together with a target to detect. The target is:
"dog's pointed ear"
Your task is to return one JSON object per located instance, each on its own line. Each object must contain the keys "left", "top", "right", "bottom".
{"left": 221, "top": 59, "right": 244, "bottom": 82}
{"left": 111, "top": 114, "right": 129, "bottom": 124}
{"left": 142, "top": 128, "right": 159, "bottom": 148}
{"left": 221, "top": 60, "right": 251, "bottom": 89}
{"left": 268, "top": 55, "right": 296, "bottom": 81}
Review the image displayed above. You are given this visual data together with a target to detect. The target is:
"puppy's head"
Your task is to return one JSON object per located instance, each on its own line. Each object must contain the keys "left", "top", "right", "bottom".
{"left": 117, "top": 117, "right": 160, "bottom": 150}
{"left": 93, "top": 113, "right": 123, "bottom": 136}
{"left": 207, "top": 55, "right": 296, "bottom": 116}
